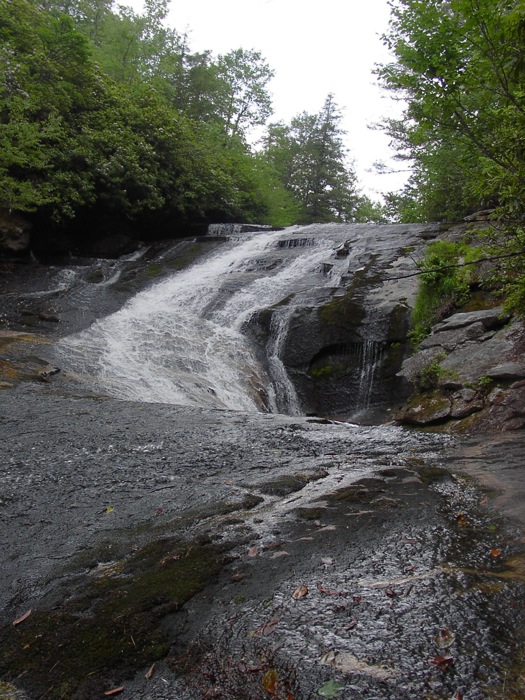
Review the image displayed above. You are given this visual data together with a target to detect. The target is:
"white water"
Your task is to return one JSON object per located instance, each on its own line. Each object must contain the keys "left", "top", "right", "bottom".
{"left": 356, "top": 340, "right": 384, "bottom": 411}
{"left": 56, "top": 229, "right": 348, "bottom": 411}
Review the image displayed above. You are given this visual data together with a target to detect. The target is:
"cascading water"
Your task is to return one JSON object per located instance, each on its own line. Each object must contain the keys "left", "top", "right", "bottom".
{"left": 266, "top": 306, "right": 302, "bottom": 415}
{"left": 356, "top": 340, "right": 384, "bottom": 412}
{"left": 55, "top": 227, "right": 350, "bottom": 412}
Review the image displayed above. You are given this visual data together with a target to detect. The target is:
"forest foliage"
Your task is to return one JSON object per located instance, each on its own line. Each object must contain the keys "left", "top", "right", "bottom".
{"left": 378, "top": 0, "right": 525, "bottom": 314}
{"left": 0, "top": 0, "right": 381, "bottom": 249}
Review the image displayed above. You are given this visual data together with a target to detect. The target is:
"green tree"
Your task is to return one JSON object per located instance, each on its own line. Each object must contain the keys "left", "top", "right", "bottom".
{"left": 378, "top": 0, "right": 525, "bottom": 221}
{"left": 214, "top": 49, "right": 274, "bottom": 138}
{"left": 263, "top": 94, "right": 359, "bottom": 224}
{"left": 378, "top": 0, "right": 525, "bottom": 312}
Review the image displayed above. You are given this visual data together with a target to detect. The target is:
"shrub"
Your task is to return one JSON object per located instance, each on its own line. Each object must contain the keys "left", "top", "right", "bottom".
{"left": 411, "top": 240, "right": 481, "bottom": 345}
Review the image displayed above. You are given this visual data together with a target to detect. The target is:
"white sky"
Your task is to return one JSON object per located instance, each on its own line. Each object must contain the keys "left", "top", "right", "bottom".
{"left": 130, "top": 0, "right": 409, "bottom": 199}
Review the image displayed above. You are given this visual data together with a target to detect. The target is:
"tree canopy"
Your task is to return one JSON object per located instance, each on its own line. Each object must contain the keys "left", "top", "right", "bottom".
{"left": 378, "top": 0, "right": 525, "bottom": 222}
{"left": 378, "top": 0, "right": 525, "bottom": 312}
{"left": 0, "top": 0, "right": 374, "bottom": 253}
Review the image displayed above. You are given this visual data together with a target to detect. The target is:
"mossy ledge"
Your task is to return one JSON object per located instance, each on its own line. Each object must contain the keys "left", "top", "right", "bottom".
{"left": 0, "top": 537, "right": 226, "bottom": 699}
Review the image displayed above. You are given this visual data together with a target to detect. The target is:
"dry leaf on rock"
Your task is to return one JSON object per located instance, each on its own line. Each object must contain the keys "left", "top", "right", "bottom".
{"left": 435, "top": 628, "right": 456, "bottom": 649}
{"left": 320, "top": 651, "right": 395, "bottom": 680}
{"left": 292, "top": 584, "right": 308, "bottom": 600}
{"left": 262, "top": 668, "right": 278, "bottom": 695}
{"left": 104, "top": 687, "right": 124, "bottom": 696}
{"left": 12, "top": 610, "right": 31, "bottom": 626}
{"left": 251, "top": 618, "right": 280, "bottom": 637}
{"left": 317, "top": 582, "right": 349, "bottom": 597}
{"left": 145, "top": 663, "right": 155, "bottom": 680}
{"left": 431, "top": 654, "right": 454, "bottom": 670}
{"left": 271, "top": 551, "right": 290, "bottom": 559}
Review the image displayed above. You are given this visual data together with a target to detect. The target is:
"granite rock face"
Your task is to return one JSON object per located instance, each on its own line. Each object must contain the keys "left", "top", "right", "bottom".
{"left": 245, "top": 223, "right": 445, "bottom": 421}
{"left": 396, "top": 307, "right": 525, "bottom": 430}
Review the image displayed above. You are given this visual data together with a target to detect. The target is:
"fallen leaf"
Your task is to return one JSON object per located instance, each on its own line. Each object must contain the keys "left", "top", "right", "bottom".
{"left": 345, "top": 618, "right": 357, "bottom": 630}
{"left": 105, "top": 506, "right": 114, "bottom": 514}
{"left": 480, "top": 496, "right": 489, "bottom": 505}
{"left": 452, "top": 691, "right": 463, "bottom": 700}
{"left": 262, "top": 668, "right": 278, "bottom": 695}
{"left": 271, "top": 551, "right": 290, "bottom": 559}
{"left": 490, "top": 548, "right": 501, "bottom": 558}
{"left": 457, "top": 518, "right": 469, "bottom": 527}
{"left": 385, "top": 587, "right": 397, "bottom": 598}
{"left": 317, "top": 582, "right": 349, "bottom": 597}
{"left": 145, "top": 663, "right": 155, "bottom": 680}
{"left": 320, "top": 651, "right": 395, "bottom": 680}
{"left": 232, "top": 572, "right": 248, "bottom": 582}
{"left": 155, "top": 508, "right": 164, "bottom": 516}
{"left": 435, "top": 628, "right": 456, "bottom": 650}
{"left": 247, "top": 545, "right": 259, "bottom": 558}
{"left": 251, "top": 618, "right": 280, "bottom": 637}
{"left": 12, "top": 610, "right": 32, "bottom": 626}
{"left": 104, "top": 687, "right": 124, "bottom": 696}
{"left": 316, "top": 679, "right": 343, "bottom": 698}
{"left": 292, "top": 584, "right": 308, "bottom": 600}
{"left": 431, "top": 655, "right": 454, "bottom": 670}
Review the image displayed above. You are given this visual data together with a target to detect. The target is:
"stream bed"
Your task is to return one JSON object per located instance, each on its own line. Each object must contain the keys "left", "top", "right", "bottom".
{"left": 1, "top": 228, "right": 524, "bottom": 699}
{"left": 0, "top": 386, "right": 524, "bottom": 699}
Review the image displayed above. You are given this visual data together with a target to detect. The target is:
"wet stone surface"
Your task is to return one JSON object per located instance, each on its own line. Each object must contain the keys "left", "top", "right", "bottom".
{"left": 0, "top": 386, "right": 524, "bottom": 699}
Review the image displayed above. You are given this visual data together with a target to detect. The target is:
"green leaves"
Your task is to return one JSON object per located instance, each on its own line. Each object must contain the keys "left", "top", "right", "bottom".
{"left": 262, "top": 94, "right": 359, "bottom": 225}
{"left": 316, "top": 679, "right": 344, "bottom": 698}
{"left": 378, "top": 0, "right": 525, "bottom": 222}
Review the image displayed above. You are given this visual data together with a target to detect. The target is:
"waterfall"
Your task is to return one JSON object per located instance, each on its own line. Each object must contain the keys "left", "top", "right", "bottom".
{"left": 266, "top": 307, "right": 302, "bottom": 415}
{"left": 55, "top": 228, "right": 347, "bottom": 412}
{"left": 356, "top": 340, "right": 384, "bottom": 412}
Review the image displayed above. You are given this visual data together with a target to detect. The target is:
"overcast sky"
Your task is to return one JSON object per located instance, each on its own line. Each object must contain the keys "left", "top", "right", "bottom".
{"left": 130, "top": 0, "right": 408, "bottom": 199}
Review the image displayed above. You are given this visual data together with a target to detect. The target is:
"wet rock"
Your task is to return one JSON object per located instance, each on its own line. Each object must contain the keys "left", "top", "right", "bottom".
{"left": 433, "top": 307, "right": 509, "bottom": 331}
{"left": 397, "top": 308, "right": 525, "bottom": 431}
{"left": 450, "top": 395, "right": 484, "bottom": 419}
{"left": 482, "top": 383, "right": 525, "bottom": 430}
{"left": 486, "top": 362, "right": 525, "bottom": 381}
{"left": 420, "top": 321, "right": 492, "bottom": 350}
{"left": 458, "top": 387, "right": 477, "bottom": 402}
{"left": 395, "top": 392, "right": 451, "bottom": 425}
{"left": 38, "top": 313, "right": 60, "bottom": 323}
{"left": 0, "top": 209, "right": 32, "bottom": 256}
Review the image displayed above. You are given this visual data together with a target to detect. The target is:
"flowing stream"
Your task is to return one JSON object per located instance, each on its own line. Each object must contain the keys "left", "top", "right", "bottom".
{"left": 55, "top": 227, "right": 354, "bottom": 412}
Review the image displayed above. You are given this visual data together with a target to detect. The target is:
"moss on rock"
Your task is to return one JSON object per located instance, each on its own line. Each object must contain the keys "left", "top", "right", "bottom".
{"left": 0, "top": 538, "right": 226, "bottom": 699}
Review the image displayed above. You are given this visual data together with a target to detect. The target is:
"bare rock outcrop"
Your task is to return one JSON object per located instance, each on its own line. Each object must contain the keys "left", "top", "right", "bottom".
{"left": 396, "top": 307, "right": 525, "bottom": 431}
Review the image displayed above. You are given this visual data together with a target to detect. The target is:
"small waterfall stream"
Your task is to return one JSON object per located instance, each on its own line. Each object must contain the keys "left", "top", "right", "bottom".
{"left": 356, "top": 340, "right": 384, "bottom": 413}
{"left": 55, "top": 227, "right": 350, "bottom": 412}
{"left": 266, "top": 306, "right": 302, "bottom": 415}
